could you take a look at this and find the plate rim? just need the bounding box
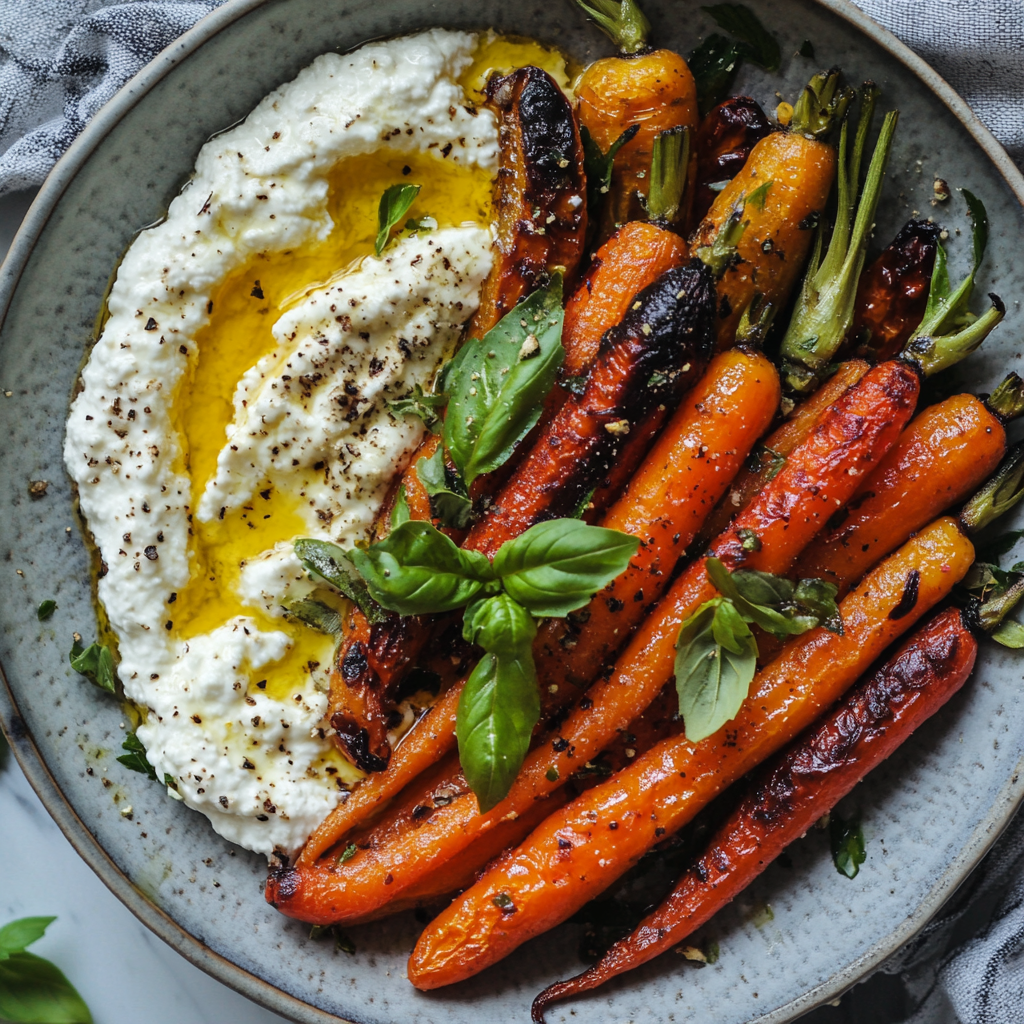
[1,1,1022,1021]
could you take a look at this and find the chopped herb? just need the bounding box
[703,4,781,71]
[375,183,421,256]
[798,39,815,58]
[737,528,761,552]
[545,765,560,782]
[338,843,358,864]
[36,600,57,621]
[562,374,588,396]
[830,812,866,878]
[492,892,515,910]
[116,732,158,782]
[69,638,116,694]
[705,940,721,964]
[386,382,448,434]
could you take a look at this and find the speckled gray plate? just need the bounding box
[1,1,1023,1022]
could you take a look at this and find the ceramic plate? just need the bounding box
[2,1,1023,1021]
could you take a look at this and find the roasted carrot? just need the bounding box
[691,71,849,349]
[795,387,1018,593]
[850,219,939,360]
[464,260,716,555]
[471,66,587,339]
[273,359,918,916]
[694,358,870,549]
[574,0,699,237]
[532,605,978,1016]
[691,96,773,226]
[562,222,688,374]
[408,517,975,987]
[298,347,780,864]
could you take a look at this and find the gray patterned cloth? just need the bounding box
[1,2,1023,1022]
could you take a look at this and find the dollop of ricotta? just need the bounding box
[63,30,497,855]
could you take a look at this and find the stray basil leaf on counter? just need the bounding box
[416,445,474,530]
[0,917,92,1024]
[349,520,497,616]
[830,813,867,878]
[36,600,56,622]
[285,599,342,638]
[991,619,1024,649]
[702,4,781,71]
[443,275,565,486]
[375,183,421,256]
[674,599,758,742]
[495,520,639,618]
[799,39,815,58]
[386,382,447,434]
[69,639,116,693]
[456,649,540,813]
[293,538,386,625]
[117,732,159,782]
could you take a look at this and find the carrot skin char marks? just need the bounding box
[298,345,778,865]
[691,96,773,227]
[325,65,587,771]
[408,517,975,988]
[281,360,917,917]
[692,131,836,349]
[465,260,717,555]
[850,219,939,361]
[532,606,977,1015]
[471,66,587,338]
[576,49,699,238]
[796,393,1006,594]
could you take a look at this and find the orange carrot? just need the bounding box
[272,360,918,915]
[408,517,974,987]
[531,605,977,1015]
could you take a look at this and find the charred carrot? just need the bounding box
[694,358,870,550]
[574,0,699,236]
[562,222,688,374]
[691,70,850,349]
[795,374,1024,594]
[464,261,716,555]
[691,96,773,226]
[471,67,587,338]
[298,347,780,864]
[850,219,939,360]
[273,359,918,916]
[407,517,975,987]
[532,605,979,1016]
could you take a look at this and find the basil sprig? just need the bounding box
[0,917,92,1024]
[442,275,565,487]
[335,517,637,810]
[375,183,421,256]
[674,558,841,742]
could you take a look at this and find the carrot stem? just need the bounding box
[575,0,651,54]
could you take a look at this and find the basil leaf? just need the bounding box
[386,383,447,434]
[416,446,474,529]
[976,529,1024,563]
[0,919,56,959]
[494,519,639,618]
[462,594,537,655]
[793,577,844,635]
[375,183,421,256]
[285,598,341,638]
[36,600,56,622]
[674,598,757,742]
[456,650,540,813]
[688,34,742,114]
[116,732,158,782]
[0,951,93,1024]
[390,485,411,529]
[702,4,781,71]
[349,520,496,616]
[581,123,639,215]
[293,539,386,625]
[69,640,116,694]
[443,276,565,486]
[963,561,1012,599]
[799,39,815,58]
[830,813,866,879]
[991,619,1024,649]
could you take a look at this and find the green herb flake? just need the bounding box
[375,184,421,256]
[705,940,721,964]
[798,39,815,58]
[0,916,93,1023]
[293,538,387,624]
[492,892,515,910]
[750,901,775,928]
[688,34,743,115]
[116,732,159,782]
[338,843,358,864]
[744,179,774,211]
[545,765,560,782]
[386,382,448,434]
[737,528,761,552]
[703,4,782,70]
[991,619,1024,649]
[334,930,356,955]
[69,638,117,694]
[830,813,866,878]
[36,600,57,622]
